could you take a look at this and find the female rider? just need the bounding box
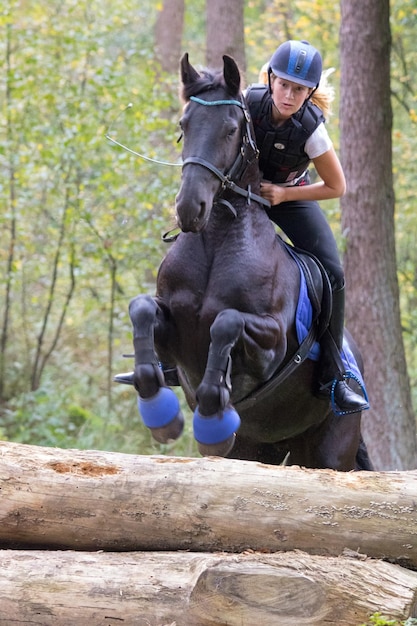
[245,40,369,414]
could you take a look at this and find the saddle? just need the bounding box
[286,243,333,345]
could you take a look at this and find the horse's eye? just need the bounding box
[179,116,189,133]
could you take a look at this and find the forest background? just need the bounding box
[1,0,416,468]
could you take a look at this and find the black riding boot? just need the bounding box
[318,285,369,414]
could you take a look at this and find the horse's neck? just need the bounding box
[239,160,262,198]
[207,198,277,248]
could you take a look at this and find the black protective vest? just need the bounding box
[245,84,325,184]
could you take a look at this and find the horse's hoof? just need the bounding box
[138,388,183,442]
[150,412,185,444]
[193,406,240,457]
[198,433,236,457]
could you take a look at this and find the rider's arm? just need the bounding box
[260,124,346,205]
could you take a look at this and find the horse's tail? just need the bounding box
[355,435,374,471]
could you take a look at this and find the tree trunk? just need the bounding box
[154,0,185,73]
[339,0,417,470]
[0,442,416,569]
[0,549,416,625]
[206,0,246,75]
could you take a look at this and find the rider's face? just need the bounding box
[270,76,312,120]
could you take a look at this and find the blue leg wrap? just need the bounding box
[193,407,241,445]
[138,387,180,429]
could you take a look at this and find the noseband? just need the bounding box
[182,95,270,210]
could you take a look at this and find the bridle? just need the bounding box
[162,93,271,242]
[182,95,270,213]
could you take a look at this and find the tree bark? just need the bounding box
[0,442,416,569]
[340,1,417,470]
[0,549,416,625]
[154,0,185,73]
[206,0,246,75]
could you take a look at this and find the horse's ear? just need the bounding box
[223,55,241,95]
[180,52,200,86]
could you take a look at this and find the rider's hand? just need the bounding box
[260,181,286,206]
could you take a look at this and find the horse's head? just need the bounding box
[175,53,257,233]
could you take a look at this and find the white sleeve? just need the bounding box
[305,123,333,159]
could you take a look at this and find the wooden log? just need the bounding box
[0,441,416,568]
[0,549,416,625]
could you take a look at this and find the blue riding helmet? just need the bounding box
[268,40,322,90]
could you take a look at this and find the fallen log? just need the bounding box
[0,549,416,625]
[0,441,416,568]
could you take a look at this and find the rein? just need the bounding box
[183,95,270,210]
[105,103,183,167]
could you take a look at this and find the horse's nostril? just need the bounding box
[194,202,206,225]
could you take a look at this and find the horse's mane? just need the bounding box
[180,68,236,103]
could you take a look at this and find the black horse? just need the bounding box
[119,53,372,471]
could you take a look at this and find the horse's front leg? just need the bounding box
[194,308,282,457]
[128,294,184,444]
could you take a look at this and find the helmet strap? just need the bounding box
[305,85,318,102]
[267,67,273,94]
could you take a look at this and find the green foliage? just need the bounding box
[244,0,341,83]
[0,7,180,356]
[2,352,198,456]
[0,0,416,453]
[361,613,417,626]
[0,0,185,452]
[391,0,417,412]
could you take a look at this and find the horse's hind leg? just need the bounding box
[288,411,364,471]
[355,435,373,471]
[128,295,184,443]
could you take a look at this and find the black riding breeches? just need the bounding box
[267,199,344,290]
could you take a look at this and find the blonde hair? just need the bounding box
[257,64,335,120]
[310,68,335,119]
[258,62,269,85]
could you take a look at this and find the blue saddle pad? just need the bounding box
[294,261,366,389]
